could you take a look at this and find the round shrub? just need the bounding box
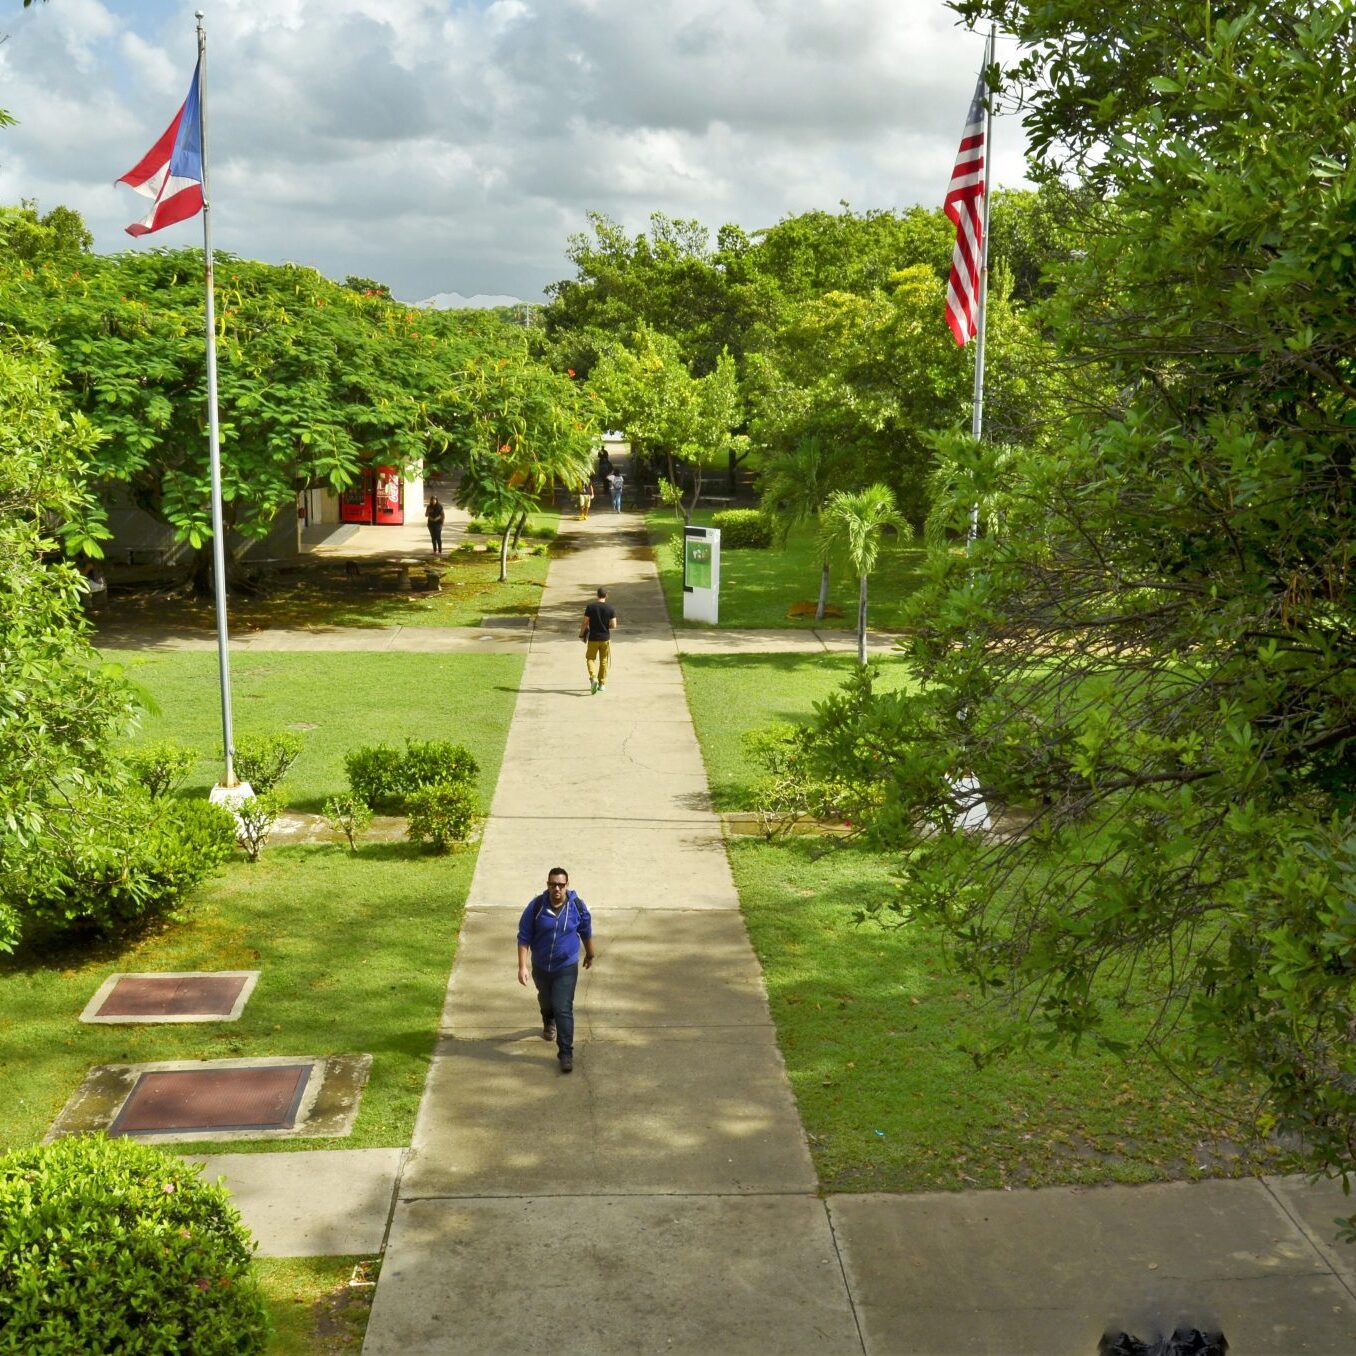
[711,508,772,549]
[230,731,303,794]
[406,781,480,853]
[8,792,237,951]
[0,1134,267,1354]
[123,741,198,800]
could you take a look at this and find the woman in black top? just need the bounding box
[425,496,445,555]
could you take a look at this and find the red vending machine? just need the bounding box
[374,466,404,525]
[340,470,374,524]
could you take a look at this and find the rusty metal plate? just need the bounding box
[96,974,249,1018]
[110,1063,313,1136]
[80,971,260,1024]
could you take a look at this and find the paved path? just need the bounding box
[95,620,893,656]
[359,512,1356,1355]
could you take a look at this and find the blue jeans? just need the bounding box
[612,488,623,512]
[532,963,578,1058]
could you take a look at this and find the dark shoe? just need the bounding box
[560,1055,573,1073]
[542,1022,555,1042]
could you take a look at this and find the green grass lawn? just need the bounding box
[255,1255,376,1353]
[680,653,1285,1192]
[0,842,475,1156]
[0,650,522,1156]
[679,652,915,811]
[98,544,552,634]
[647,509,925,630]
[110,651,524,812]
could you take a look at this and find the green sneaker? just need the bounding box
[590,681,599,694]
[598,684,606,693]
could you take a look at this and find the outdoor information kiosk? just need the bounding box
[682,525,720,624]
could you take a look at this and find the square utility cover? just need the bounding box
[109,1063,313,1136]
[81,971,260,1024]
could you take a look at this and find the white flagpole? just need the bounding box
[968,23,996,541]
[195,10,239,789]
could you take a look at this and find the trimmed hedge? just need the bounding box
[0,1135,267,1354]
[711,508,772,549]
[344,738,480,811]
[406,781,480,853]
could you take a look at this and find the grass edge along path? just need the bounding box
[678,651,1285,1193]
[0,651,524,1155]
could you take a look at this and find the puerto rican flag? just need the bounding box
[117,62,204,237]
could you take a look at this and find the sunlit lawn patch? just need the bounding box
[680,652,1283,1191]
[110,651,523,812]
[647,509,925,630]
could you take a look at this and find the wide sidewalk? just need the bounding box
[359,512,1356,1356]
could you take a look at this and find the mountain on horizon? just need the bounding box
[410,290,525,311]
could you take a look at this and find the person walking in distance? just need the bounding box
[517,867,595,1073]
[609,469,625,513]
[580,586,617,694]
[424,496,445,556]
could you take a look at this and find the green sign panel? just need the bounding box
[685,538,712,590]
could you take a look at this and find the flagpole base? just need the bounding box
[210,780,255,830]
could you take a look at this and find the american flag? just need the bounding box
[944,63,989,347]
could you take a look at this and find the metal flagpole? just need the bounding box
[195,10,239,788]
[968,23,997,542]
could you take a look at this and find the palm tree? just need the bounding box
[759,436,838,621]
[818,483,906,665]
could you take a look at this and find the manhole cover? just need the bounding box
[110,1063,313,1136]
[478,616,534,629]
[81,972,259,1023]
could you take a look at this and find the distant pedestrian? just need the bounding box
[597,447,613,480]
[517,866,595,1073]
[576,480,595,520]
[425,496,445,556]
[579,586,618,694]
[608,470,625,513]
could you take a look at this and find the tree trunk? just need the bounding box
[857,574,868,667]
[684,464,703,526]
[498,523,512,582]
[815,561,830,623]
[511,509,528,549]
[192,544,214,599]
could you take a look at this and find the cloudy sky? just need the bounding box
[0,0,1028,305]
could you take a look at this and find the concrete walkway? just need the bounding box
[95,620,891,656]
[360,511,1356,1355]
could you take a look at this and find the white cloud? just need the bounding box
[0,0,1030,302]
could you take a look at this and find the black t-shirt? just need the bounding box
[584,600,616,640]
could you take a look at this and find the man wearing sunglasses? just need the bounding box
[516,867,595,1073]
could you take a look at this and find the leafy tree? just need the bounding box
[758,435,845,621]
[747,265,1045,528]
[0,247,482,591]
[819,0,1356,1188]
[590,326,745,524]
[818,484,905,665]
[455,346,596,579]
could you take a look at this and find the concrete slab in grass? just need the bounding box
[365,1195,861,1356]
[186,1148,402,1257]
[441,908,773,1036]
[401,1032,814,1198]
[829,1180,1356,1356]
[80,971,260,1024]
[46,1054,371,1145]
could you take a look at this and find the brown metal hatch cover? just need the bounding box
[109,1063,313,1136]
[96,974,249,1019]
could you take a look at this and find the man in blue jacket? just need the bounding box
[517,866,595,1073]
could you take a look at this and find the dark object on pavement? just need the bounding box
[1100,1330,1227,1356]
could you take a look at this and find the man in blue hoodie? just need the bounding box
[517,866,595,1073]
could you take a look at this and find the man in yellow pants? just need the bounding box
[580,586,618,694]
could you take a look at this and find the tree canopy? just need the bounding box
[813,0,1356,1185]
